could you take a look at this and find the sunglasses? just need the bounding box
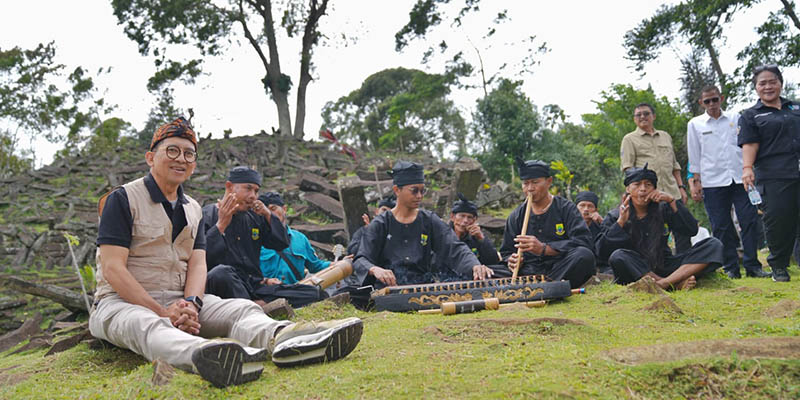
[702,97,720,105]
[405,186,427,196]
[634,111,652,118]
[753,64,779,75]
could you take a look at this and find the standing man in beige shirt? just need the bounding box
[620,102,691,253]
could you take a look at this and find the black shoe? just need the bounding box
[726,270,741,279]
[772,268,790,282]
[745,269,771,278]
[270,317,363,368]
[192,341,268,388]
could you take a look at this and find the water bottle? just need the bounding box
[747,186,762,205]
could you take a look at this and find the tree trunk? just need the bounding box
[294,0,328,140]
[699,23,729,100]
[240,0,292,136]
[780,0,800,31]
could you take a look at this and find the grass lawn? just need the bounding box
[1,268,799,399]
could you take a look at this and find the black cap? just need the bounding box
[624,163,658,188]
[451,192,478,216]
[516,157,551,180]
[228,166,262,186]
[377,196,396,209]
[388,161,424,186]
[574,191,599,207]
[258,192,284,206]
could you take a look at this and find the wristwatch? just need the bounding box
[185,296,203,312]
[678,184,687,190]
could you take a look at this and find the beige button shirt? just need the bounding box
[620,128,682,199]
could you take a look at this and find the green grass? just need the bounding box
[1,268,799,399]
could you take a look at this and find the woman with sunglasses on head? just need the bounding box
[738,64,800,282]
[352,161,494,289]
[686,85,770,280]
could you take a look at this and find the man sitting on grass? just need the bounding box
[89,118,362,388]
[595,164,724,289]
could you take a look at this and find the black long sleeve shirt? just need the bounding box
[499,195,593,268]
[203,205,290,278]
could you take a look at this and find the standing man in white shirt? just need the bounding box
[687,85,770,279]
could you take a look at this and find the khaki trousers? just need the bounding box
[88,291,290,372]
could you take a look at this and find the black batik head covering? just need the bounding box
[377,196,396,209]
[574,191,599,207]
[227,166,262,186]
[451,192,478,216]
[258,191,284,206]
[516,157,551,180]
[150,117,198,150]
[623,163,658,188]
[388,161,424,186]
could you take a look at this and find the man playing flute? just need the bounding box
[500,159,596,288]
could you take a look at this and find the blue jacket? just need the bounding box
[260,226,330,284]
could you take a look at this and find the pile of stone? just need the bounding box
[0,131,521,333]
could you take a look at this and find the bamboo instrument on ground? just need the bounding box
[511,193,534,280]
[298,244,352,289]
[417,297,547,315]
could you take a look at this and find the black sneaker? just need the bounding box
[772,268,791,282]
[192,341,268,388]
[745,268,771,278]
[270,317,363,368]
[726,270,741,279]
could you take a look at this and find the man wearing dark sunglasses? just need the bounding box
[621,102,692,254]
[353,161,494,288]
[687,85,769,279]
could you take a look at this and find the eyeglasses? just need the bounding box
[753,64,779,75]
[702,97,720,105]
[634,111,652,118]
[405,186,427,196]
[163,145,197,162]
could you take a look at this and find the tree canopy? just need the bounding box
[0,42,108,176]
[112,0,331,139]
[321,67,466,157]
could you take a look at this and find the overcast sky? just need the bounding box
[0,1,779,165]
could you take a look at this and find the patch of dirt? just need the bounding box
[764,299,800,318]
[627,276,665,295]
[626,359,800,399]
[603,337,800,365]
[425,317,587,343]
[730,286,763,294]
[0,364,29,387]
[641,296,682,314]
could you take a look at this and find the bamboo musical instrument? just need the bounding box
[417,298,547,315]
[298,244,352,289]
[511,193,534,280]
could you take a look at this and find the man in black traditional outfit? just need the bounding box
[203,167,326,310]
[353,161,494,288]
[595,164,724,289]
[574,190,611,274]
[500,159,595,288]
[448,193,506,273]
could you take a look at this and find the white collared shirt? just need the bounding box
[687,110,742,188]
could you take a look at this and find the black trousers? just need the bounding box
[518,246,596,289]
[206,264,326,308]
[609,237,724,285]
[703,182,763,273]
[759,179,800,271]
